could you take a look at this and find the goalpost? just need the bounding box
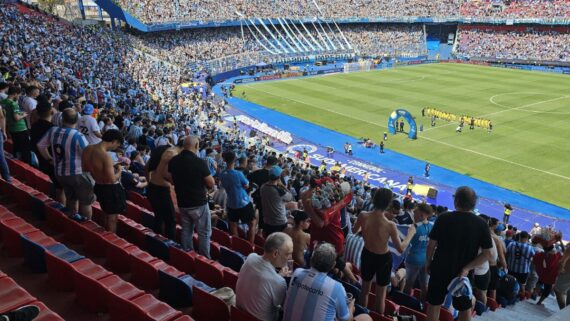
[343,60,373,73]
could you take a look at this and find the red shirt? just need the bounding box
[309,193,352,255]
[533,252,562,284]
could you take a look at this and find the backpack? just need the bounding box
[498,274,519,301]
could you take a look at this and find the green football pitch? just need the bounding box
[236,63,570,209]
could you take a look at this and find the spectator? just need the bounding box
[82,129,126,232]
[30,98,64,202]
[78,104,102,145]
[37,109,94,220]
[506,231,536,295]
[404,203,434,301]
[236,232,293,321]
[146,146,179,240]
[358,188,416,314]
[533,244,562,305]
[425,186,493,321]
[554,246,570,309]
[220,150,257,244]
[282,242,372,321]
[284,210,311,267]
[2,86,32,164]
[0,89,12,182]
[261,165,294,237]
[168,136,214,257]
[20,85,39,128]
[249,156,278,232]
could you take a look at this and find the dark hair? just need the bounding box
[62,109,78,125]
[489,217,499,227]
[102,129,123,143]
[454,186,477,211]
[373,188,393,211]
[0,83,8,90]
[222,150,236,164]
[519,231,530,240]
[391,199,401,211]
[7,85,21,96]
[26,85,39,95]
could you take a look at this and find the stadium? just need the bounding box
[0,0,569,321]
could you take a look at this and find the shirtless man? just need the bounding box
[359,188,416,314]
[82,129,125,232]
[284,210,311,267]
[145,145,180,240]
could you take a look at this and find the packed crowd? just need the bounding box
[131,24,426,68]
[2,3,570,321]
[114,0,462,24]
[456,27,570,62]
[461,0,570,19]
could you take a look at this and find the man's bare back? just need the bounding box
[149,147,179,187]
[82,144,117,184]
[285,226,310,266]
[362,210,396,255]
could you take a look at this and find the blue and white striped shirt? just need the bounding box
[282,268,350,321]
[506,241,535,274]
[37,127,88,176]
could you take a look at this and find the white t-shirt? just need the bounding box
[78,114,102,145]
[236,253,287,321]
[20,95,37,128]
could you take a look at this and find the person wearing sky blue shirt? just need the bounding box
[282,243,372,321]
[404,203,434,302]
[220,150,257,244]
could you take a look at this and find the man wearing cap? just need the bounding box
[82,129,126,232]
[77,103,102,145]
[220,150,257,244]
[260,165,294,237]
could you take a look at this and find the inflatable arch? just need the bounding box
[388,109,417,140]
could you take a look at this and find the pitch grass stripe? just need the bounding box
[242,84,570,182]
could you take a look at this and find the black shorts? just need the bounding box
[473,270,491,291]
[427,271,473,311]
[488,266,500,291]
[94,183,126,215]
[227,202,256,223]
[263,223,287,237]
[509,271,529,285]
[360,247,392,286]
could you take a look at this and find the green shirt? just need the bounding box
[1,98,27,133]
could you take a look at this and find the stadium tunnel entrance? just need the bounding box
[388,109,417,139]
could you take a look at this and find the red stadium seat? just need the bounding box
[194,255,225,288]
[230,305,261,321]
[168,246,197,275]
[0,277,37,313]
[45,252,111,291]
[223,268,239,291]
[212,227,232,247]
[33,302,65,321]
[230,237,254,256]
[75,272,144,313]
[369,311,393,321]
[192,286,230,321]
[0,217,38,257]
[129,249,184,290]
[81,227,117,258]
[486,297,500,311]
[105,241,140,273]
[108,293,182,321]
[439,307,455,321]
[127,190,152,212]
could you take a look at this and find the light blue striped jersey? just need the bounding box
[282,268,350,321]
[37,126,88,176]
[506,241,535,274]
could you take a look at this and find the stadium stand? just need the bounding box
[0,1,569,321]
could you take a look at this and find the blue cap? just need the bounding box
[83,103,94,115]
[268,166,282,180]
